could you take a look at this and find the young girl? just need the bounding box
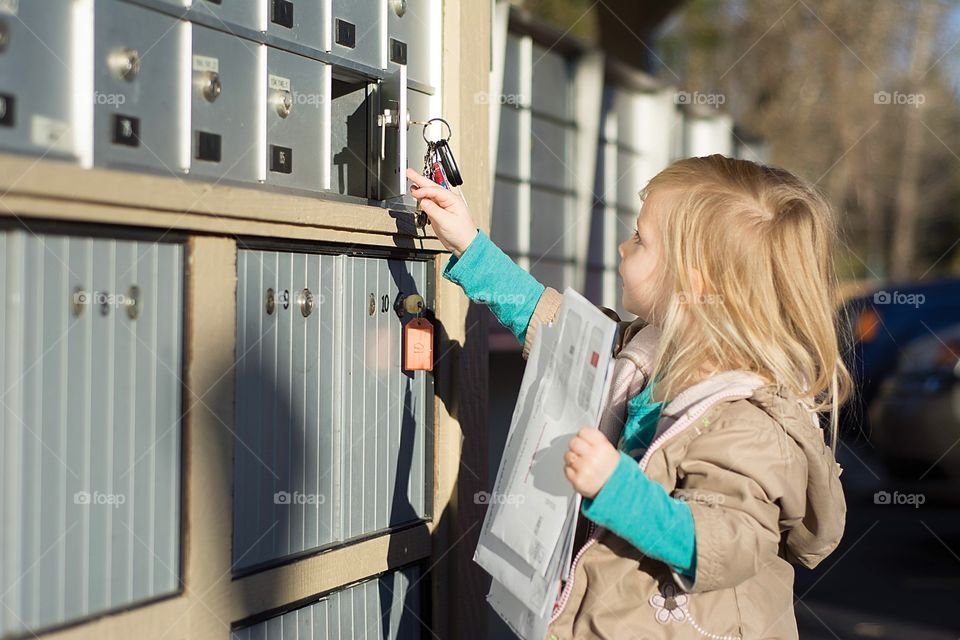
[407,155,850,639]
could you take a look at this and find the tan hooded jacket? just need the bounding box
[518,288,847,639]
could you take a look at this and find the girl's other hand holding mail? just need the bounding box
[564,428,620,499]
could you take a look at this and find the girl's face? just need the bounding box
[618,188,672,324]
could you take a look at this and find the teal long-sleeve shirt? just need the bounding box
[442,229,696,579]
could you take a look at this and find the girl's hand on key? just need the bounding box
[406,167,478,257]
[564,428,621,499]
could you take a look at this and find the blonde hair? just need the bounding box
[640,154,853,454]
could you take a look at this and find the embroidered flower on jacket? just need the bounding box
[649,581,689,624]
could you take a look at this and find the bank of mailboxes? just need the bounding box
[233,248,434,571]
[0,0,77,160]
[0,228,184,637]
[0,0,439,205]
[232,565,422,640]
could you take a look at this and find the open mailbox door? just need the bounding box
[375,65,409,207]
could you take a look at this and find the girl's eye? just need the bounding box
[633,229,642,244]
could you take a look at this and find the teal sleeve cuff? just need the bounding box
[581,450,697,578]
[442,229,546,346]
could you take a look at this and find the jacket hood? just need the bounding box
[746,384,846,568]
[612,316,846,569]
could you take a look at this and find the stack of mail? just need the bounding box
[474,288,618,639]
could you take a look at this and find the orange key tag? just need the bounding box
[403,317,434,371]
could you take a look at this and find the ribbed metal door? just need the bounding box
[0,229,184,636]
[234,249,433,571]
[231,565,422,640]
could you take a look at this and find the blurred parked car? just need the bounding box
[839,277,960,439]
[869,323,960,484]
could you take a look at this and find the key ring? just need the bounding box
[422,117,452,144]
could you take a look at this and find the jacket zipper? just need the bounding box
[549,388,755,623]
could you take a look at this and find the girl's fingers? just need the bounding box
[416,196,444,220]
[568,436,590,456]
[577,427,606,444]
[406,167,440,190]
[411,184,460,209]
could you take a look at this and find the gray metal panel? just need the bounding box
[495,106,522,180]
[265,47,331,191]
[235,565,421,640]
[501,33,525,107]
[93,0,187,173]
[266,0,328,52]
[0,0,77,159]
[234,250,339,569]
[529,186,569,259]
[531,44,572,121]
[490,178,520,255]
[190,25,263,183]
[235,248,432,569]
[0,229,183,637]
[385,0,434,88]
[330,0,382,70]
[530,116,571,192]
[191,0,265,34]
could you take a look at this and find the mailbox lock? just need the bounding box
[395,293,424,317]
[0,19,9,53]
[200,71,222,103]
[108,47,141,82]
[265,288,276,315]
[271,89,293,119]
[298,288,314,317]
[72,287,86,318]
[125,285,140,320]
[391,0,408,17]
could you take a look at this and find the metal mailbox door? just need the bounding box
[93,0,187,174]
[385,0,438,89]
[190,24,262,184]
[329,0,382,70]
[266,0,328,52]
[264,46,330,192]
[0,0,76,159]
[234,249,339,570]
[0,229,183,637]
[190,0,265,35]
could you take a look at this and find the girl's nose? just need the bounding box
[618,241,626,260]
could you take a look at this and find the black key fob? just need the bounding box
[434,139,463,187]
